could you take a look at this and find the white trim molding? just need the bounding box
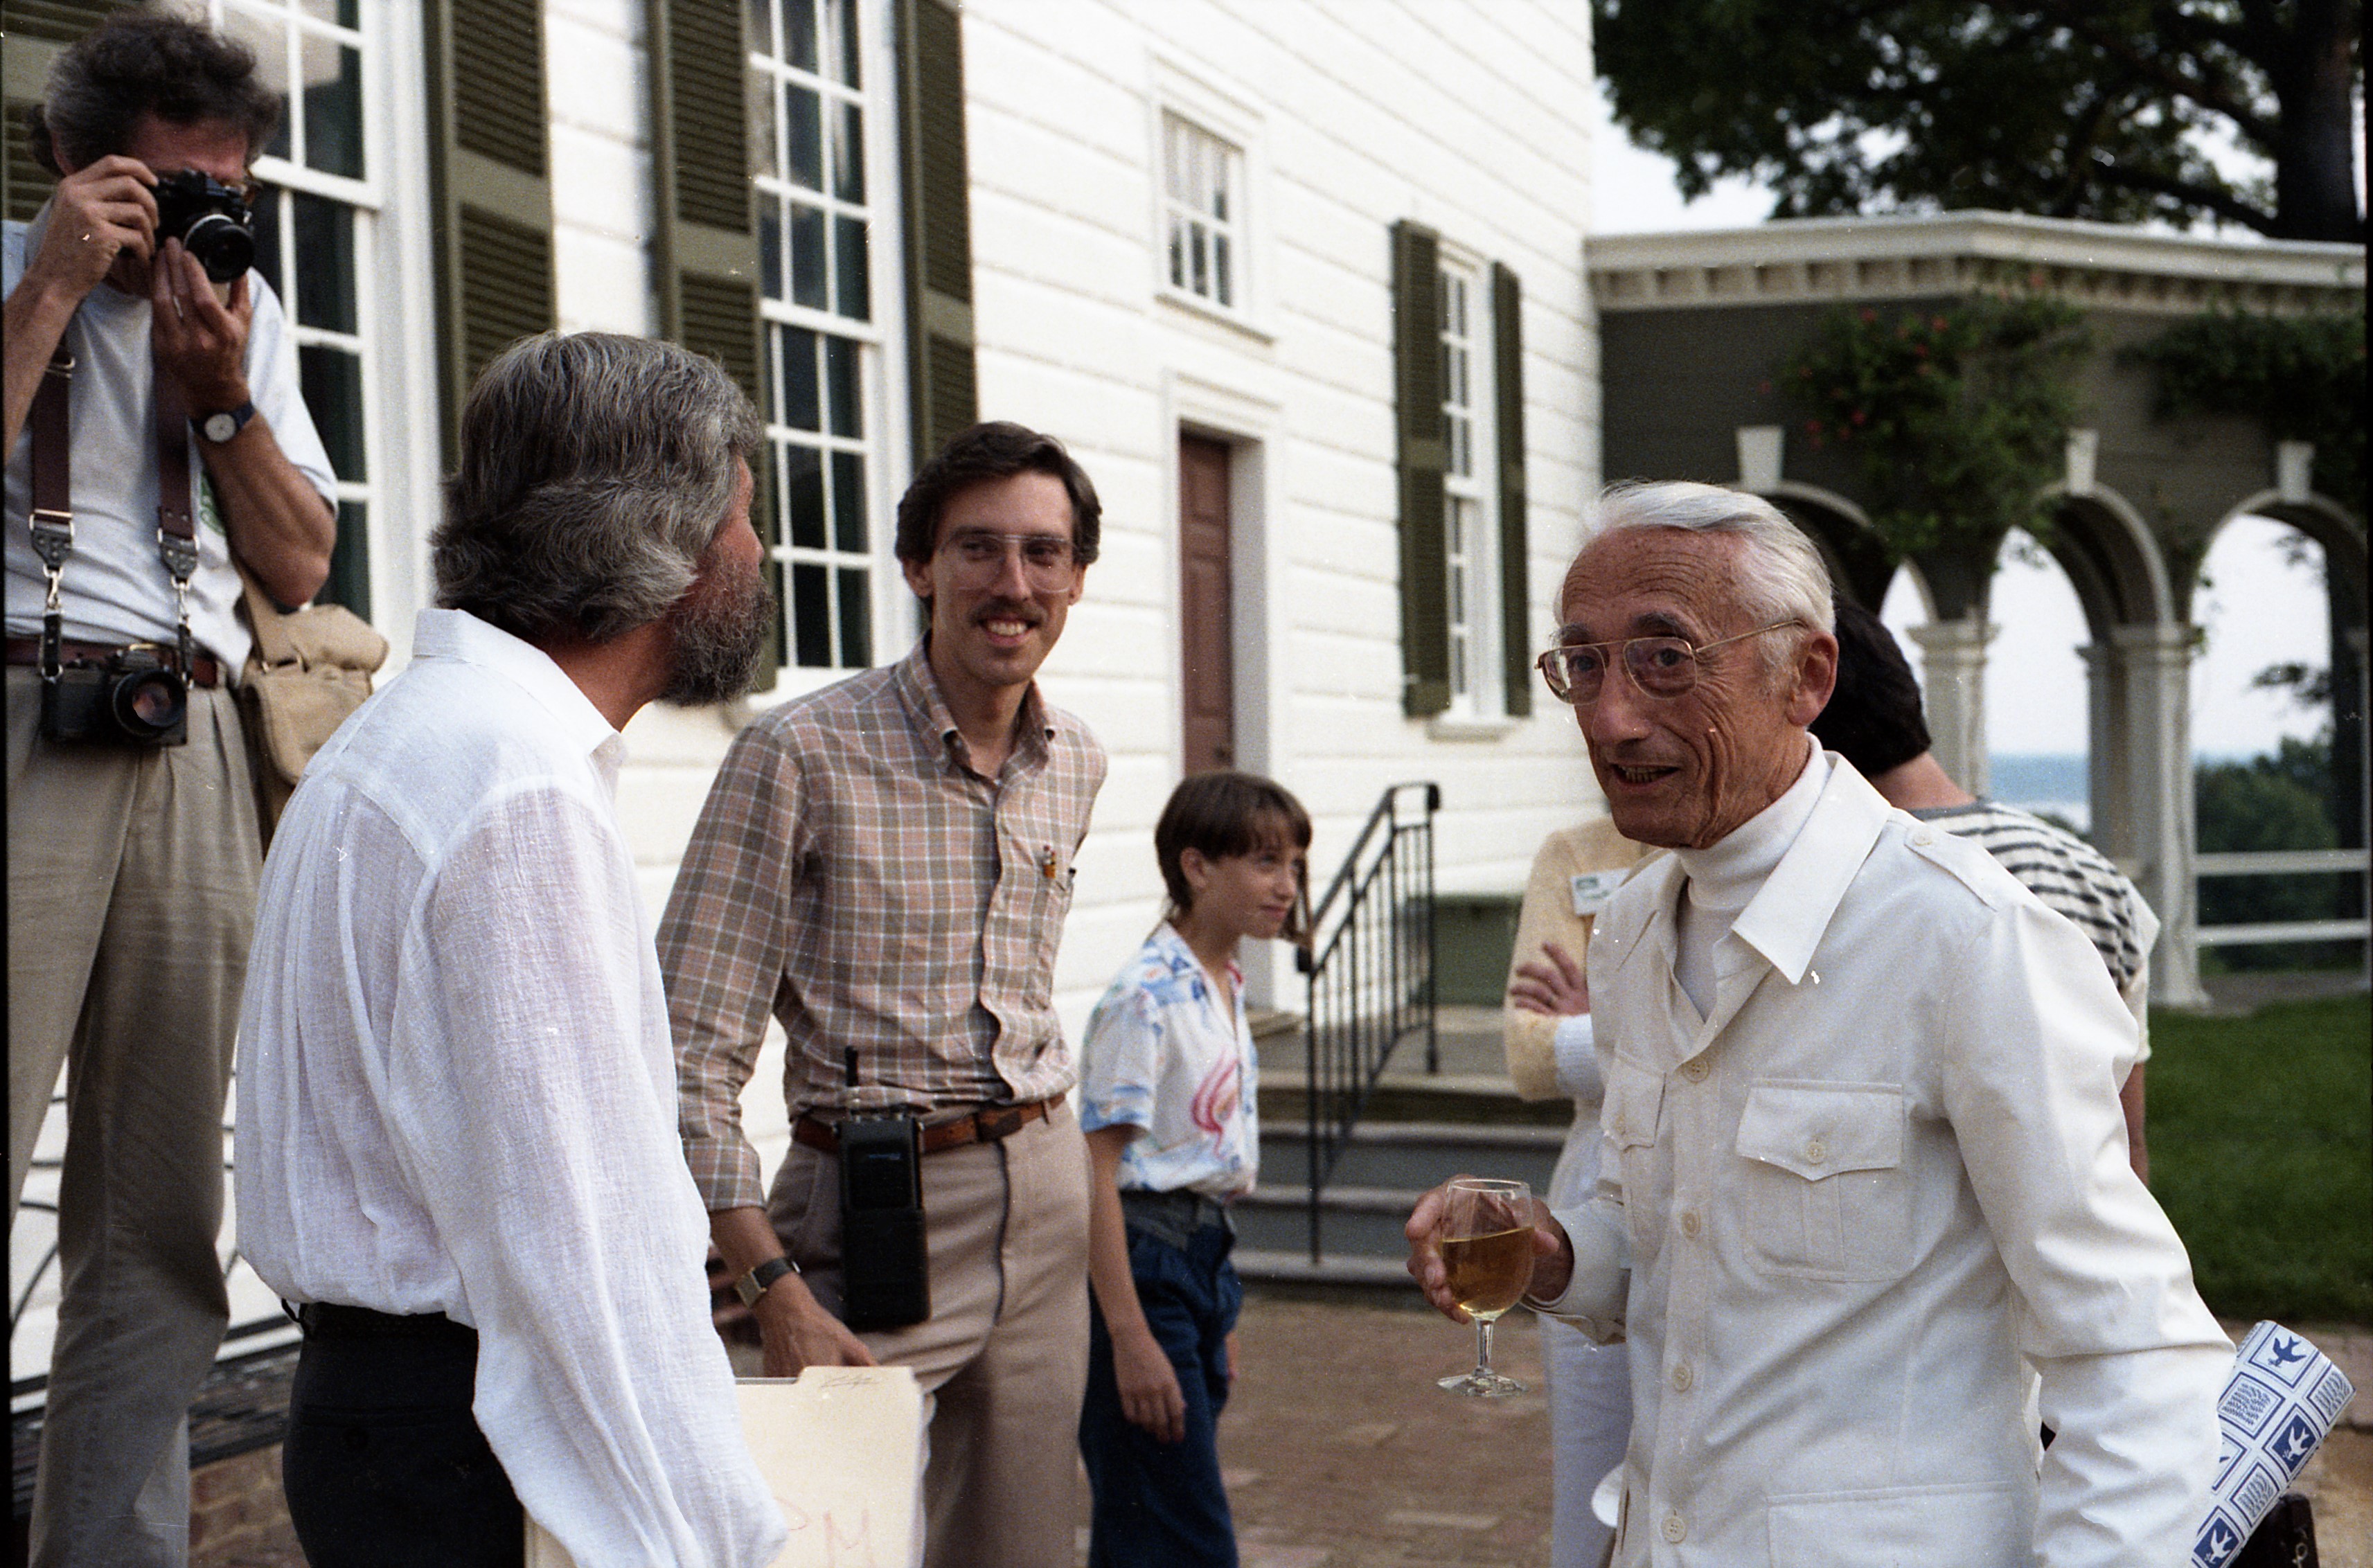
[1589,211,2365,318]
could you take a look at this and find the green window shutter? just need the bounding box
[1492,261,1531,718]
[1393,219,1448,719]
[646,0,774,685]
[3,2,137,224]
[896,0,977,468]
[425,0,556,465]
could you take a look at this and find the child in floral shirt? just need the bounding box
[1076,772,1310,1567]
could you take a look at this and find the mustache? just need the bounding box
[972,600,1043,625]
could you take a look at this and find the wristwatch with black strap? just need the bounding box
[196,400,256,445]
[734,1254,798,1308]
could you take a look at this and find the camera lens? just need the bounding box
[113,668,188,739]
[181,213,255,283]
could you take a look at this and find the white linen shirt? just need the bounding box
[1542,755,2227,1568]
[236,608,783,1568]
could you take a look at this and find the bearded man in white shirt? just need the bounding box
[1407,481,2228,1567]
[236,333,789,1567]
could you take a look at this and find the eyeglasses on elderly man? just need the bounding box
[1534,622,1802,704]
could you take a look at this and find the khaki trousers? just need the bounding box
[772,1098,1092,1568]
[7,667,258,1568]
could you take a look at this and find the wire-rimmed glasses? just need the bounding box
[1536,621,1801,704]
[936,529,1078,592]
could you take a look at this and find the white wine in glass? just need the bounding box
[1436,1177,1533,1397]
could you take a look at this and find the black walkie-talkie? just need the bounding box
[836,1049,930,1330]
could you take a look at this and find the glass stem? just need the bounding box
[1475,1316,1494,1375]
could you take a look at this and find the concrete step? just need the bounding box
[1233,1183,1434,1260]
[1259,1120,1565,1192]
[1231,1247,1421,1293]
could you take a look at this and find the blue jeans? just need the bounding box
[1078,1209,1243,1567]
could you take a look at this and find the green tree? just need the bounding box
[2196,733,2352,970]
[1595,0,2365,242]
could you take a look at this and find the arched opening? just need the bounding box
[2189,507,2366,978]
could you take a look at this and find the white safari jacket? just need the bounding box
[1543,759,2226,1568]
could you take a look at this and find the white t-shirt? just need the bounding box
[4,205,339,671]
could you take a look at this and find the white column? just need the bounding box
[2081,641,2133,861]
[2113,624,2209,1008]
[1908,618,1995,798]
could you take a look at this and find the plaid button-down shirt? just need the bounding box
[661,640,1108,1211]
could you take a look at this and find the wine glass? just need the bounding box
[1434,1177,1534,1398]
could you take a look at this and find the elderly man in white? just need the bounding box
[1407,481,2228,1567]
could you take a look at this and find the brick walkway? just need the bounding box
[186,1294,2370,1567]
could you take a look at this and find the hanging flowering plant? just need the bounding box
[1781,294,2090,560]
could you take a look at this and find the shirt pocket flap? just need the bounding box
[1603,1059,1666,1149]
[1735,1082,1903,1182]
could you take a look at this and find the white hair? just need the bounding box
[1577,481,1835,670]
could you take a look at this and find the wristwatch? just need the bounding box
[197,401,256,444]
[734,1255,798,1308]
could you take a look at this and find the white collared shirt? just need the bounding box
[1543,755,2227,1568]
[237,608,783,1568]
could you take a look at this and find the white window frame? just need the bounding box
[750,0,911,700]
[1147,53,1272,341]
[1437,249,1500,720]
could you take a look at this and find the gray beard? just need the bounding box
[659,563,776,707]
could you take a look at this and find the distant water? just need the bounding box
[1987,752,2090,833]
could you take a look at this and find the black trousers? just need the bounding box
[280,1305,524,1568]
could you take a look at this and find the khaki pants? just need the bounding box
[7,666,258,1568]
[772,1099,1092,1568]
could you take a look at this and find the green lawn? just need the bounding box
[2148,992,2372,1325]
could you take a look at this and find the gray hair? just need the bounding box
[1577,481,1835,671]
[433,332,763,644]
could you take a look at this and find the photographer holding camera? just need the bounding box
[3,15,336,1566]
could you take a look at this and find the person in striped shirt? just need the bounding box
[1812,596,2157,1179]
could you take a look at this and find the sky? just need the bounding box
[1588,96,2340,765]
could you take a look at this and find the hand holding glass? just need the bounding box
[1435,1177,1534,1397]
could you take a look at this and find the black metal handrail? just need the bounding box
[1294,781,1439,1261]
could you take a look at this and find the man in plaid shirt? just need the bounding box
[659,421,1108,1568]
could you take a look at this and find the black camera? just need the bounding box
[152,170,255,284]
[39,645,188,748]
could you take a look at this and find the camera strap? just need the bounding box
[28,345,73,680]
[150,350,199,679]
[22,332,202,680]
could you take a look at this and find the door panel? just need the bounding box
[1179,435,1234,774]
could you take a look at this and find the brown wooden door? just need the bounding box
[1179,435,1234,774]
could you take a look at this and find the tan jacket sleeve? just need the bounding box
[1503,817,1642,1101]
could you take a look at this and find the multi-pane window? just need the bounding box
[752,0,881,672]
[1163,114,1241,310]
[1439,260,1494,711]
[213,0,376,616]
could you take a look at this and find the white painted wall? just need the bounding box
[959,0,1603,1024]
[553,0,1607,1033]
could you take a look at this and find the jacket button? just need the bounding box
[1805,1137,1829,1164]
[1680,1209,1702,1240]
[1662,1512,1687,1542]
[1670,1362,1694,1391]
[1680,1058,1709,1083]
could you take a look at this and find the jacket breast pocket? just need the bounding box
[1602,1059,1667,1253]
[1734,1080,1912,1281]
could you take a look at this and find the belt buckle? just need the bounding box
[975,1104,1024,1143]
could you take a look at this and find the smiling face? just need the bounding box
[901,469,1085,709]
[1556,527,1836,850]
[1181,837,1304,945]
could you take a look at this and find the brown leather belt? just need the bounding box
[793,1099,1055,1157]
[6,636,222,688]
